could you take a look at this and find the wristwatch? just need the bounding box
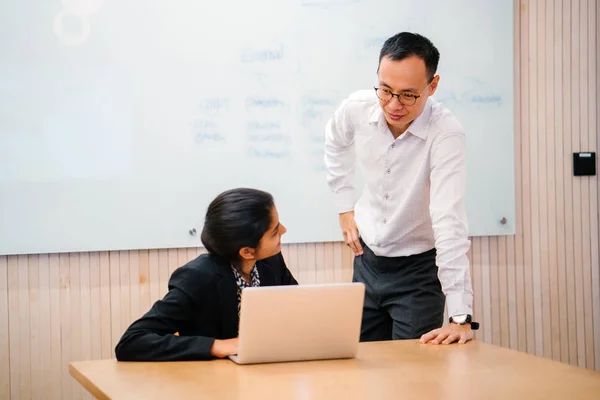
[449,314,480,330]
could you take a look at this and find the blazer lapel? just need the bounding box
[256,261,274,286]
[215,262,239,338]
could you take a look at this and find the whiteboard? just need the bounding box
[0,0,515,255]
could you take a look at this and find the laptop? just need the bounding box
[228,282,365,365]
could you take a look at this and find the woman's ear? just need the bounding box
[238,247,256,261]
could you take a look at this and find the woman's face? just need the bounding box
[254,205,287,260]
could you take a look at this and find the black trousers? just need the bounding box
[352,239,445,341]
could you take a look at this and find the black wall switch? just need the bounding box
[573,152,596,176]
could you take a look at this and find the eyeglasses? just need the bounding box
[373,83,431,106]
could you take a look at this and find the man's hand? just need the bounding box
[210,338,239,358]
[419,323,474,345]
[339,211,363,256]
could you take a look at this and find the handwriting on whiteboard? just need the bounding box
[247,148,291,159]
[241,44,284,63]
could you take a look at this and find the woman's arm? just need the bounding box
[114,285,216,361]
[114,262,237,361]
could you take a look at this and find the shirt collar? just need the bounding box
[369,98,433,141]
[406,98,433,140]
[231,264,259,288]
[369,104,382,124]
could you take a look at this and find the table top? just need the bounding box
[70,340,600,400]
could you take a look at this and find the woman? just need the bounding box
[115,188,298,361]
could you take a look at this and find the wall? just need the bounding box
[0,0,598,398]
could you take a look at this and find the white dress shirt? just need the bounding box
[324,89,473,318]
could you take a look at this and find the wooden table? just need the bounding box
[70,340,600,399]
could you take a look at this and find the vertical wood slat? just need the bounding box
[315,243,326,284]
[48,254,61,399]
[471,239,483,341]
[324,242,335,283]
[306,243,317,285]
[333,240,343,283]
[530,0,544,358]
[79,253,92,375]
[341,245,354,283]
[158,250,169,299]
[506,231,518,350]
[167,249,178,278]
[59,254,71,400]
[118,251,131,352]
[518,0,532,356]
[561,0,579,367]
[7,257,19,399]
[571,0,587,369]
[69,253,82,399]
[544,0,561,362]
[553,0,569,365]
[148,250,160,306]
[512,4,527,346]
[108,251,121,357]
[99,252,112,360]
[297,243,308,284]
[579,0,595,371]
[89,253,102,362]
[79,252,93,399]
[577,0,590,370]
[28,255,40,400]
[38,254,52,395]
[537,0,552,360]
[592,0,600,373]
[138,250,151,322]
[480,237,492,344]
[287,244,299,281]
[129,251,141,324]
[17,256,31,400]
[0,256,10,399]
[498,237,509,347]
[489,238,501,346]
[521,0,536,357]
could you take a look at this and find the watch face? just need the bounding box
[452,315,467,324]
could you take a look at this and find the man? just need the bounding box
[324,32,478,345]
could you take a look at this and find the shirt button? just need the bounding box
[391,143,395,148]
[386,168,391,174]
[383,218,387,224]
[384,194,389,200]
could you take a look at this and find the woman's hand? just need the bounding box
[210,338,239,358]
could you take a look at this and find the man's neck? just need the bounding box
[389,123,409,139]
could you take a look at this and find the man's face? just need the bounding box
[376,55,439,135]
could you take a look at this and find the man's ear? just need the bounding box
[238,247,256,261]
[429,75,440,95]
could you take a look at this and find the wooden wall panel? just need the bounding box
[0,0,598,398]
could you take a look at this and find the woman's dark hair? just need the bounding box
[378,32,440,82]
[200,188,275,263]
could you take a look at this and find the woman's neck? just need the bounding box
[237,259,256,282]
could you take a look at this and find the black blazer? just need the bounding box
[114,252,298,361]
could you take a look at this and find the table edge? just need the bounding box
[69,362,112,400]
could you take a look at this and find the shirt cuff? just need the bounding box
[332,190,356,214]
[446,292,473,318]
